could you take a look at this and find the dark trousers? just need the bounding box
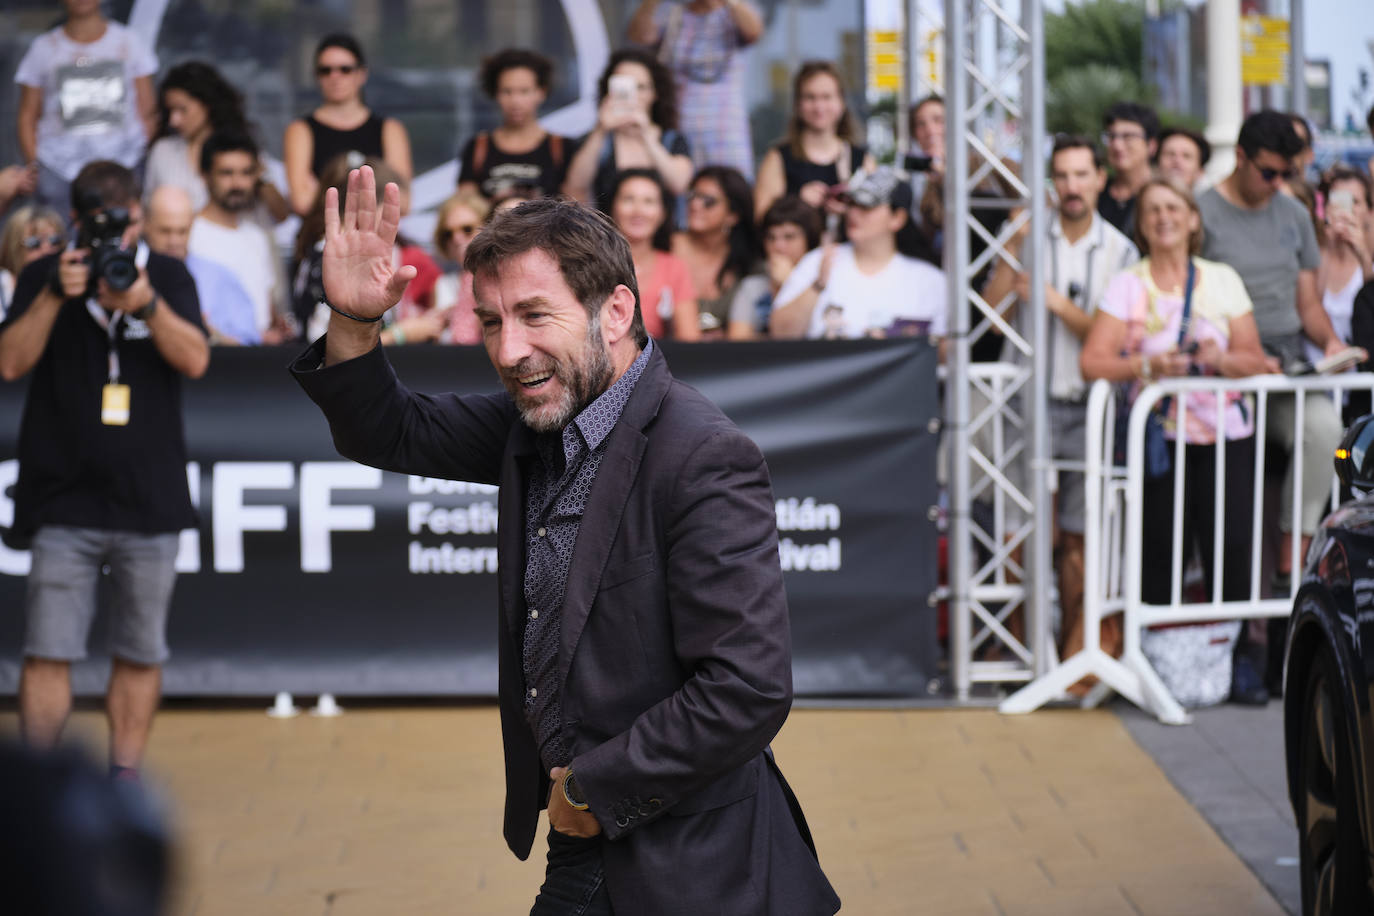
[529,829,614,916]
[1140,436,1256,606]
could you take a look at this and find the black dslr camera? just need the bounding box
[74,191,138,293]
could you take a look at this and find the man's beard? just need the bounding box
[503,314,615,434]
[217,189,254,212]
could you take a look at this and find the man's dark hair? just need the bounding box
[69,161,140,212]
[315,32,366,68]
[1236,109,1304,160]
[480,48,554,98]
[1102,101,1161,141]
[597,48,678,131]
[1154,126,1212,167]
[200,131,260,176]
[1051,133,1105,171]
[761,195,823,251]
[604,168,674,253]
[465,199,648,348]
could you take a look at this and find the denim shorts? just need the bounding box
[24,525,180,665]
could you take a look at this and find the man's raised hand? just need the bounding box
[321,166,416,320]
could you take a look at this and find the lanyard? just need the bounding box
[85,301,123,383]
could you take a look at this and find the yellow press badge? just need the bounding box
[101,383,130,426]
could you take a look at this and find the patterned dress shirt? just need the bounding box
[522,339,653,771]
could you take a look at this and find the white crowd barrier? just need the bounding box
[1001,372,1374,723]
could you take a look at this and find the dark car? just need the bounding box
[1284,415,1374,914]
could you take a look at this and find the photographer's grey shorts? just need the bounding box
[24,525,179,665]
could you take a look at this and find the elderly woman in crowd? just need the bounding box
[671,165,757,337]
[607,168,700,341]
[752,61,873,221]
[0,205,64,318]
[562,48,694,210]
[283,33,413,216]
[1080,177,1270,608]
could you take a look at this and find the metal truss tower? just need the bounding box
[942,0,1051,701]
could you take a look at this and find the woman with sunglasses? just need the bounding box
[283,33,413,216]
[145,61,289,223]
[0,205,65,319]
[608,168,700,341]
[432,190,490,345]
[753,61,874,222]
[562,48,694,211]
[671,166,757,338]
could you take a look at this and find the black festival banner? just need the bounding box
[0,340,940,699]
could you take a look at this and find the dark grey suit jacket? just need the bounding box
[292,341,839,915]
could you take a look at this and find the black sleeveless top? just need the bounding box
[776,141,867,195]
[305,113,385,178]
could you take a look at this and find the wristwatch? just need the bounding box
[562,771,589,810]
[132,296,158,322]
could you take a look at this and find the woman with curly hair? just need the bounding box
[562,47,694,210]
[457,49,571,205]
[144,61,289,221]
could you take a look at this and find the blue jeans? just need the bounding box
[529,828,614,916]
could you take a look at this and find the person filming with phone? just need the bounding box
[562,48,694,211]
[0,160,208,781]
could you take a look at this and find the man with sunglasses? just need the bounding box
[1198,109,1353,705]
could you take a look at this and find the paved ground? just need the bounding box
[1,703,1286,915]
[1117,698,1299,915]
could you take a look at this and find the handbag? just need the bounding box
[1114,259,1195,478]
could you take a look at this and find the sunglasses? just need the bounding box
[316,64,358,77]
[1256,164,1298,182]
[687,191,721,208]
[22,233,63,249]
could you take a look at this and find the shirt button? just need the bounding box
[530,609,539,619]
[529,688,538,698]
[537,527,547,537]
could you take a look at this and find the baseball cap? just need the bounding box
[839,167,914,210]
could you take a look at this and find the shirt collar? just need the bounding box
[572,338,652,451]
[1049,212,1105,248]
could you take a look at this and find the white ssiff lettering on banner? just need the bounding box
[775,497,842,572]
[0,464,843,577]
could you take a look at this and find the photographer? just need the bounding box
[0,160,207,780]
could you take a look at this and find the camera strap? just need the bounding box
[85,303,124,383]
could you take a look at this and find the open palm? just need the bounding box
[321,166,416,320]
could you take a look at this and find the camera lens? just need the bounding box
[100,251,139,292]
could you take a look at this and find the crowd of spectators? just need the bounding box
[6,1,1374,708]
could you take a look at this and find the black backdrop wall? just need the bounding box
[0,341,940,699]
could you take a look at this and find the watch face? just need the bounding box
[564,773,587,806]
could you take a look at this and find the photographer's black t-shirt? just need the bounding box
[2,251,206,540]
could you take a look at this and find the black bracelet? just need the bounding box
[323,299,384,323]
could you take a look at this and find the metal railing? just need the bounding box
[1001,373,1374,723]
